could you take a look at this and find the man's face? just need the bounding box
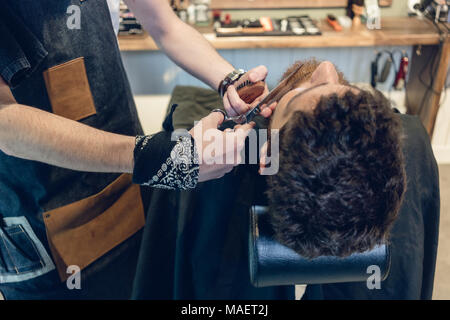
[270,59,353,129]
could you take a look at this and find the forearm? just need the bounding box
[155,21,234,90]
[125,0,234,90]
[0,103,134,173]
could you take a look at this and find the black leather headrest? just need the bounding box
[249,206,390,287]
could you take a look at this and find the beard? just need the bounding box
[280,58,349,89]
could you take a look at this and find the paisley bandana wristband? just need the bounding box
[132,132,199,190]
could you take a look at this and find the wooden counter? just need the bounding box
[118,17,442,51]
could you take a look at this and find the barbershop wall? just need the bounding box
[120,46,412,95]
[120,0,410,94]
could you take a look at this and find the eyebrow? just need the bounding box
[282,82,328,117]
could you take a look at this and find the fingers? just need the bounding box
[233,122,255,149]
[222,93,234,116]
[259,141,268,166]
[202,111,225,129]
[196,121,257,182]
[259,108,272,118]
[236,65,268,86]
[268,101,277,111]
[263,82,270,95]
[248,65,268,83]
[225,85,249,116]
[223,65,269,117]
[259,101,278,118]
[233,121,255,132]
[234,122,255,165]
[259,141,269,175]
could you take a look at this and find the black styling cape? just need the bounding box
[131,86,439,300]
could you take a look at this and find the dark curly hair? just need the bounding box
[266,89,406,259]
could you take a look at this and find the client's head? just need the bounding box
[266,59,406,259]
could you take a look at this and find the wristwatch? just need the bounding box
[218,69,246,98]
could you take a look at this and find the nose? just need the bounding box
[310,61,339,85]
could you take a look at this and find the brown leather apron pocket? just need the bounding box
[43,57,97,121]
[43,174,145,282]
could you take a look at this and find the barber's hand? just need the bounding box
[189,112,255,182]
[223,65,275,117]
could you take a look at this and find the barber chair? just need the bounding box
[249,206,390,287]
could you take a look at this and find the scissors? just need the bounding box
[212,63,304,126]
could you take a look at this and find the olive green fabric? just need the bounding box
[167,86,224,130]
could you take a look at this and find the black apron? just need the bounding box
[0,0,146,299]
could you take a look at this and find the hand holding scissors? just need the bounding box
[212,63,304,128]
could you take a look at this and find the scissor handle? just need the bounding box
[211,109,246,123]
[210,109,247,131]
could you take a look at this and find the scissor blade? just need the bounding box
[244,63,303,122]
[263,63,304,104]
